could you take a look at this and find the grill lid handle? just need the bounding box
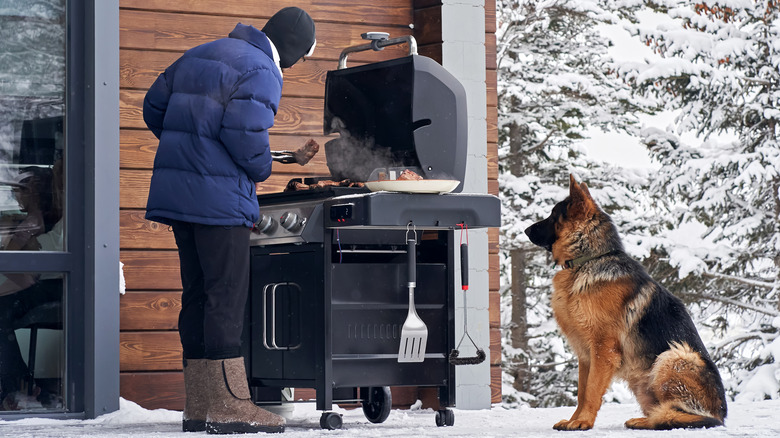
[337,33,418,69]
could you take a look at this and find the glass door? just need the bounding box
[0,0,67,413]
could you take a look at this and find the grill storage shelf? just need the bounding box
[245,228,457,427]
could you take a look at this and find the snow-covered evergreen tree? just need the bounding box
[497,0,654,407]
[618,0,780,399]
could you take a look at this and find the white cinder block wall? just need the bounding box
[441,0,491,409]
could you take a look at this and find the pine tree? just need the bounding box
[619,0,780,399]
[497,0,653,406]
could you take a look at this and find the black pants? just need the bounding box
[172,221,251,360]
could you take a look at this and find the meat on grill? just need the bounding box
[397,169,423,181]
[293,138,320,165]
[284,178,365,192]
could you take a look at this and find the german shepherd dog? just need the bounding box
[524,175,727,431]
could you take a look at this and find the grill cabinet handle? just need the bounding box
[261,283,274,350]
[262,282,302,351]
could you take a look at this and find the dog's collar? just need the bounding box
[563,250,622,270]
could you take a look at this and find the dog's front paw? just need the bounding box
[625,417,653,429]
[553,419,594,431]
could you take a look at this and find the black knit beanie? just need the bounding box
[262,7,316,69]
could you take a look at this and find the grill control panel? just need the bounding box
[329,203,354,222]
[250,202,321,246]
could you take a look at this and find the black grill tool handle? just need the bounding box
[449,237,486,366]
[460,243,468,290]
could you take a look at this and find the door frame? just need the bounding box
[0,0,120,420]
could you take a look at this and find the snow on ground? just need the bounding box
[2,398,780,437]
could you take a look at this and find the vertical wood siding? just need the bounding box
[119,0,499,410]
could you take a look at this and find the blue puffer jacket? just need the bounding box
[143,23,282,227]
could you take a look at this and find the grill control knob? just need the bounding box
[255,214,277,234]
[280,212,304,231]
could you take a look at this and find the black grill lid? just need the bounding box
[323,55,467,192]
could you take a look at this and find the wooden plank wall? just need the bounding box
[486,0,501,406]
[119,0,500,409]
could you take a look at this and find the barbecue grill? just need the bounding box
[243,34,500,430]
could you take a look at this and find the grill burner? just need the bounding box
[260,183,367,206]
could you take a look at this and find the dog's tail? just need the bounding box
[625,402,724,430]
[626,342,726,430]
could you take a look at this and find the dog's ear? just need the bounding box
[568,174,586,201]
[568,174,597,213]
[579,182,593,200]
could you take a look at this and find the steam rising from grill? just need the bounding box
[325,117,393,181]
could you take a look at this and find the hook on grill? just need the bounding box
[405,221,416,242]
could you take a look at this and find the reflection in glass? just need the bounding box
[0,0,66,413]
[0,273,64,411]
[1,163,63,252]
[0,1,66,252]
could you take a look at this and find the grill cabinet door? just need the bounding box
[248,247,320,382]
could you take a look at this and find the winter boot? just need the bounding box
[182,358,209,432]
[205,357,285,434]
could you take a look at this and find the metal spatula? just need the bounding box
[398,234,428,362]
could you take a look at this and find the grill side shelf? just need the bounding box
[324,192,500,229]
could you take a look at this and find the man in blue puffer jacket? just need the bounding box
[143,7,315,435]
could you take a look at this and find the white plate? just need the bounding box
[364,179,459,194]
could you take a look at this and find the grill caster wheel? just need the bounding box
[435,408,454,427]
[320,412,343,430]
[362,386,392,423]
